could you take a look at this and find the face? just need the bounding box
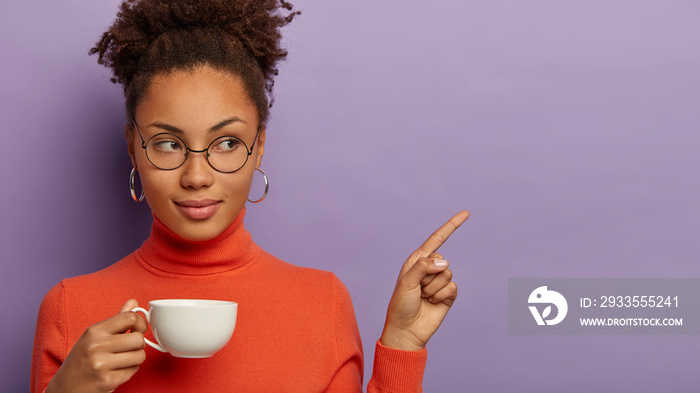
[128,65,266,241]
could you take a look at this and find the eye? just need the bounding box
[151,139,183,153]
[211,137,243,153]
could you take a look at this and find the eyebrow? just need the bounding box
[147,117,247,134]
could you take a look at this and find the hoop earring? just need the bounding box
[130,167,145,202]
[247,167,269,203]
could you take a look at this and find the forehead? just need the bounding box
[137,66,257,129]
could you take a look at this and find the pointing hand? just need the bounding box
[380,211,470,351]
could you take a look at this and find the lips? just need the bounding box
[174,199,222,220]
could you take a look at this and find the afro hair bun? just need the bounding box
[90,0,300,87]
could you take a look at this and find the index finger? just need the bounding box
[87,311,147,338]
[108,312,148,334]
[416,210,470,256]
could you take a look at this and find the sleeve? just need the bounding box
[367,340,427,393]
[31,282,67,393]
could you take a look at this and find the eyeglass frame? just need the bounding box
[131,117,262,173]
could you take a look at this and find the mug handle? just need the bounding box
[131,307,168,353]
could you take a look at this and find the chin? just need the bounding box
[172,221,227,242]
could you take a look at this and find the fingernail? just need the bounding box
[433,259,448,268]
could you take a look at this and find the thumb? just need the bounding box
[399,257,449,291]
[119,299,139,314]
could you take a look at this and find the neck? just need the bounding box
[136,206,259,275]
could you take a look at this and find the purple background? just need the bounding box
[1,0,699,391]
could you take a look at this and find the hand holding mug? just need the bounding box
[380,210,470,351]
[46,299,147,393]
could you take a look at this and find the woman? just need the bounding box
[30,0,469,391]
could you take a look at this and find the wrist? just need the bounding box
[45,379,58,393]
[380,325,425,351]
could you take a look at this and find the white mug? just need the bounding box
[131,299,238,358]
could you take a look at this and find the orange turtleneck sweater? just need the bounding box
[31,207,427,392]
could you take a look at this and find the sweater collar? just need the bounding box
[136,206,259,275]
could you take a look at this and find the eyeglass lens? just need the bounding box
[145,133,249,173]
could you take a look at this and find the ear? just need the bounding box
[125,124,137,169]
[255,126,266,169]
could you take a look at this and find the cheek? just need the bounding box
[141,173,167,196]
[219,171,254,198]
[137,167,175,208]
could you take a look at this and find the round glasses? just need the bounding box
[132,118,261,173]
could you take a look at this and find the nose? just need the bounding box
[180,150,214,189]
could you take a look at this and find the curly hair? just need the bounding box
[89,0,301,129]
